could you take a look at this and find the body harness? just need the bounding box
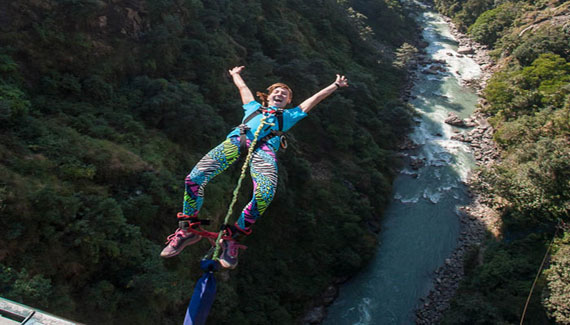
[238,107,287,152]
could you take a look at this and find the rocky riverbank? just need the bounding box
[414,15,503,325]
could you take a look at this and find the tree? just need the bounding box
[543,231,570,324]
[468,3,517,47]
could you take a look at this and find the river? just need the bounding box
[324,3,482,325]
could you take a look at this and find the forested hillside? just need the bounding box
[431,0,569,324]
[0,0,417,323]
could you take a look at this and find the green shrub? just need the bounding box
[0,83,31,122]
[512,26,570,66]
[483,53,570,122]
[468,3,517,47]
[0,265,54,309]
[435,0,494,31]
[543,232,570,324]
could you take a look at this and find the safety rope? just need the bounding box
[519,219,562,325]
[211,115,273,261]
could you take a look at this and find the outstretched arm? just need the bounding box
[299,74,348,113]
[229,66,255,105]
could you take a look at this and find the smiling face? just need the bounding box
[266,84,292,108]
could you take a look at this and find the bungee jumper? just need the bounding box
[160,66,348,324]
[160,65,348,268]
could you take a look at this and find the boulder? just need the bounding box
[410,157,426,170]
[423,65,440,74]
[444,112,466,127]
[457,46,474,54]
[463,118,478,127]
[450,134,465,141]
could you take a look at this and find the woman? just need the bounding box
[161,66,348,268]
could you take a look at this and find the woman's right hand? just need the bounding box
[229,66,245,76]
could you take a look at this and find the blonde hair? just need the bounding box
[256,83,293,107]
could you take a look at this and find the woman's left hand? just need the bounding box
[335,74,349,88]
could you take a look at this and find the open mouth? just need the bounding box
[271,95,285,105]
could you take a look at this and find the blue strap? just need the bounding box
[184,260,219,325]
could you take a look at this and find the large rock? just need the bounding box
[457,46,474,54]
[410,157,426,170]
[451,134,467,142]
[423,66,439,75]
[424,64,447,75]
[463,118,478,127]
[444,112,466,127]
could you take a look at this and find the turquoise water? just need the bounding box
[324,7,481,325]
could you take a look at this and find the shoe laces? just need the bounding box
[223,239,247,258]
[165,228,188,246]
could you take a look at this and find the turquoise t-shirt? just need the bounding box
[227,101,307,151]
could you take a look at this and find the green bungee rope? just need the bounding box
[212,115,273,261]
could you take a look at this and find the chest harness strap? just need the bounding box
[238,108,286,152]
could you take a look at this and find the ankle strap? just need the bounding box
[177,212,211,228]
[222,224,251,239]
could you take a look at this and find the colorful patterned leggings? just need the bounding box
[183,136,278,233]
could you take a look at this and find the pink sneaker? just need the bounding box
[160,228,201,258]
[218,239,247,269]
